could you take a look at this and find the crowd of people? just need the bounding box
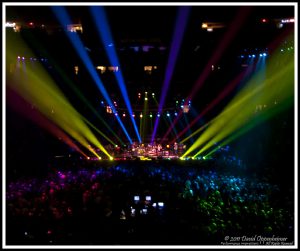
[6,158,294,245]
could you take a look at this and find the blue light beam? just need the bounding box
[52,6,132,144]
[151,6,190,143]
[90,6,141,143]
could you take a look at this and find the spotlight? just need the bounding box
[158,202,164,207]
[259,54,263,57]
[277,23,284,29]
[106,106,112,113]
[183,105,190,113]
[263,53,267,57]
[140,113,143,118]
[152,93,155,97]
[252,54,255,58]
[150,113,153,118]
[157,113,160,117]
[167,113,170,117]
[174,112,178,116]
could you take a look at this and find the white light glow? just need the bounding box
[5,22,16,28]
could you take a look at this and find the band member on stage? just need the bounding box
[157,144,162,153]
[174,142,178,155]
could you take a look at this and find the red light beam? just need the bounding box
[161,6,252,142]
[7,89,88,158]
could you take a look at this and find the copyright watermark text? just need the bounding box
[220,235,293,245]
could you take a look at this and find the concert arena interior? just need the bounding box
[4,3,297,248]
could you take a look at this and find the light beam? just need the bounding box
[151,6,190,143]
[52,6,132,144]
[90,6,141,143]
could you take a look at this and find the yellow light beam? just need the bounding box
[182,34,294,158]
[82,116,116,146]
[193,59,293,157]
[204,97,293,158]
[180,119,212,144]
[7,36,112,159]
